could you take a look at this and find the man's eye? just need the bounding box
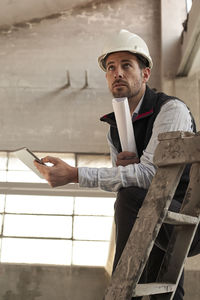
[123,63,131,69]
[107,65,114,71]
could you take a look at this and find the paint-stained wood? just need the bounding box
[156,163,200,300]
[104,165,185,300]
[164,211,198,225]
[154,131,200,167]
[133,283,176,297]
[104,131,200,300]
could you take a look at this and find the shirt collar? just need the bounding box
[133,94,145,115]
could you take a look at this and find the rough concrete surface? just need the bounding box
[0,263,109,300]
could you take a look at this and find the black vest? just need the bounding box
[100,85,196,203]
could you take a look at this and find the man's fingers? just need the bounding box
[116,151,139,166]
[41,156,60,165]
[34,160,55,187]
[34,160,49,174]
[117,151,137,160]
[116,157,140,166]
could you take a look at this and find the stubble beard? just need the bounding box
[112,81,142,100]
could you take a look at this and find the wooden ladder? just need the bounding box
[104,131,200,300]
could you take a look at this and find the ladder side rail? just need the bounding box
[181,162,200,217]
[104,164,185,300]
[156,162,200,300]
[155,224,198,300]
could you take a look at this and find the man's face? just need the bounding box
[105,51,150,99]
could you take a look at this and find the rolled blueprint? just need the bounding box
[112,97,138,156]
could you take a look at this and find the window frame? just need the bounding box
[0,151,115,266]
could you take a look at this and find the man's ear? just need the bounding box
[142,67,151,83]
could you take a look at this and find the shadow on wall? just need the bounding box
[34,70,90,101]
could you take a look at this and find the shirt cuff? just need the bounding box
[78,167,99,188]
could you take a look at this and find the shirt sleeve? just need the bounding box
[78,100,194,192]
[107,130,118,167]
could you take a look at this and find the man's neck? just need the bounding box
[128,99,141,116]
[128,86,146,115]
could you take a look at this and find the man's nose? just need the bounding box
[114,67,123,79]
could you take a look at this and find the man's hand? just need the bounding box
[34,156,78,187]
[116,151,139,167]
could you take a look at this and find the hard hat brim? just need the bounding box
[98,50,153,72]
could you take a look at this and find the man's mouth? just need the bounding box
[112,80,127,88]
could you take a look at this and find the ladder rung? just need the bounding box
[133,282,176,297]
[164,211,199,225]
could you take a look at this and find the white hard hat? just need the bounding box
[98,29,153,71]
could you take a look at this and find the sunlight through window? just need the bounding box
[186,0,192,12]
[4,215,72,238]
[5,195,74,215]
[72,241,110,266]
[0,151,115,267]
[1,238,72,265]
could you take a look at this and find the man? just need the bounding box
[35,30,200,299]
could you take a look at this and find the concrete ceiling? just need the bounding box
[0,0,100,28]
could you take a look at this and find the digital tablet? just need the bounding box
[14,147,45,179]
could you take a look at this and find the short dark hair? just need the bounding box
[134,54,149,69]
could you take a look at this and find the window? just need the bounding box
[186,0,192,13]
[0,151,115,266]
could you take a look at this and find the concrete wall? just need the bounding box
[161,0,200,129]
[0,0,161,152]
[177,0,200,76]
[0,260,200,300]
[185,270,200,300]
[0,263,109,300]
[162,72,200,131]
[185,255,200,300]
[161,2,200,295]
[161,0,186,81]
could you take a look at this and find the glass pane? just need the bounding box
[77,154,112,168]
[6,195,74,215]
[72,241,109,266]
[0,171,6,182]
[0,214,3,232]
[1,238,72,265]
[4,215,72,238]
[73,216,113,241]
[0,195,5,212]
[7,170,46,183]
[186,0,192,12]
[74,197,115,216]
[0,152,7,170]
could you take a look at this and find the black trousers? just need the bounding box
[113,187,200,300]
